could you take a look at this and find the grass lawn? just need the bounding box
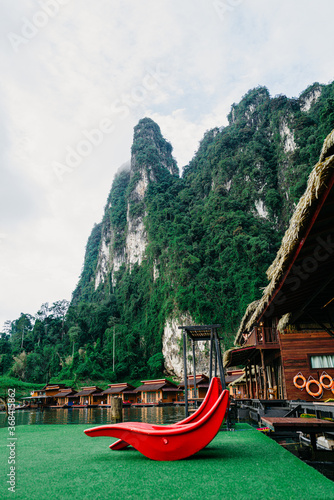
[1,423,333,500]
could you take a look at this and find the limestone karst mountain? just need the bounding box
[6,81,334,382]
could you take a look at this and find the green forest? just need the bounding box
[2,81,334,386]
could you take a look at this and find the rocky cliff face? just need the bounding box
[71,81,334,380]
[93,118,178,290]
[162,316,211,379]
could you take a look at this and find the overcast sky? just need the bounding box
[1,0,334,329]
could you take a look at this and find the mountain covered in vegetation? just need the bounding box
[2,81,334,383]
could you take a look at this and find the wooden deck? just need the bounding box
[261,416,334,432]
[261,416,334,454]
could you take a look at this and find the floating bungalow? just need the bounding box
[102,383,137,405]
[134,379,182,406]
[73,386,104,406]
[178,374,210,400]
[224,129,334,403]
[53,388,78,407]
[25,384,71,408]
[225,369,246,399]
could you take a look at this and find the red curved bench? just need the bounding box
[110,376,223,451]
[84,387,229,461]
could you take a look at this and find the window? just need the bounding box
[310,355,334,369]
[146,391,156,403]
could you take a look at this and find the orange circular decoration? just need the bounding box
[306,379,323,398]
[293,374,306,390]
[320,374,333,390]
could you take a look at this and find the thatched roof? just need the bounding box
[235,129,334,344]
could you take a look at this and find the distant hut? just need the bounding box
[53,388,77,407]
[27,384,69,407]
[178,374,210,400]
[102,383,137,405]
[74,386,104,406]
[135,379,182,405]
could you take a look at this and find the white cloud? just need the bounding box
[1,0,334,328]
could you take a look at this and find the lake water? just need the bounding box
[0,405,187,427]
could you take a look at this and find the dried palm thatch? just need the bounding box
[229,372,246,386]
[276,313,291,334]
[235,129,334,345]
[223,347,237,367]
[235,300,259,341]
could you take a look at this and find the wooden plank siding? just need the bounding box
[280,331,334,401]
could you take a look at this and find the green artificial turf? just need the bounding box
[1,424,333,500]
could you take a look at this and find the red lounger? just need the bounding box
[110,376,223,451]
[84,388,229,461]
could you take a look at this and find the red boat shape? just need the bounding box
[109,376,223,451]
[84,384,229,461]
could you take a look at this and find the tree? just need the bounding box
[50,300,70,340]
[68,326,81,356]
[11,352,27,380]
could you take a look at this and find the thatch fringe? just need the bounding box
[276,313,291,334]
[320,129,334,162]
[235,129,334,342]
[229,372,246,386]
[235,300,259,344]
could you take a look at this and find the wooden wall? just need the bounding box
[279,331,334,401]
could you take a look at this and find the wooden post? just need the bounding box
[209,329,213,380]
[249,364,254,399]
[111,397,123,421]
[183,329,189,417]
[262,325,266,346]
[260,349,267,399]
[254,364,259,399]
[257,364,263,399]
[192,340,197,399]
[245,365,249,398]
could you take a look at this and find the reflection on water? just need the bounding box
[0,405,186,427]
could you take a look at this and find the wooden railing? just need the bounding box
[243,327,279,348]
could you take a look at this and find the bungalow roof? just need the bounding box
[102,383,135,395]
[135,383,167,392]
[178,376,209,388]
[225,373,245,385]
[53,390,76,398]
[75,387,102,396]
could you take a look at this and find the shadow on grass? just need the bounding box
[86,443,247,464]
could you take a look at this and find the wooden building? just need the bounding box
[102,383,137,405]
[74,386,104,406]
[225,369,246,399]
[224,129,334,402]
[53,388,77,407]
[178,374,210,399]
[135,379,182,404]
[27,384,70,407]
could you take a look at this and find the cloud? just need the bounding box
[1,0,334,328]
